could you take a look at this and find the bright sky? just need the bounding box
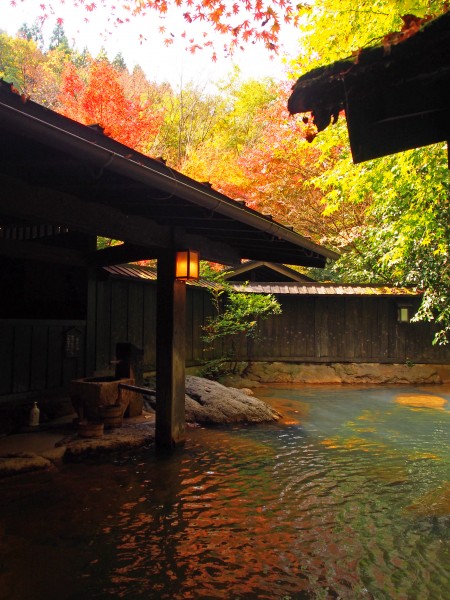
[0,0,302,88]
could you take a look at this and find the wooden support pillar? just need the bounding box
[155,249,186,452]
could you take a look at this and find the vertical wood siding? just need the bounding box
[248,295,450,363]
[0,320,86,398]
[92,281,450,372]
[2,282,450,401]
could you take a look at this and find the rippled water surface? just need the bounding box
[1,385,449,600]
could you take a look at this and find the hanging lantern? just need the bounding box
[175,250,200,280]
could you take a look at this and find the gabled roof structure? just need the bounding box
[0,80,337,268]
[288,12,450,163]
[223,260,316,283]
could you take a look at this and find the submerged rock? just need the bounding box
[0,452,53,477]
[185,376,280,424]
[395,394,447,410]
[406,482,450,518]
[61,421,156,461]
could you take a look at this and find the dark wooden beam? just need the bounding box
[172,230,239,265]
[0,175,240,265]
[90,243,159,267]
[0,174,171,247]
[0,237,86,266]
[347,84,449,163]
[155,249,186,452]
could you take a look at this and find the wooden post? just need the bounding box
[155,249,186,452]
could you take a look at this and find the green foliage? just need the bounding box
[216,67,278,153]
[0,31,52,99]
[291,0,447,73]
[112,52,127,72]
[293,1,450,341]
[49,23,71,55]
[71,47,92,70]
[200,266,281,378]
[203,288,282,343]
[305,81,450,341]
[18,20,44,48]
[149,81,224,169]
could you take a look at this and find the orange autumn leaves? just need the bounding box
[59,61,163,152]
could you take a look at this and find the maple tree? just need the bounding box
[58,59,164,152]
[0,31,62,106]
[10,0,299,59]
[289,0,447,74]
[5,6,450,347]
[220,84,360,246]
[287,0,450,343]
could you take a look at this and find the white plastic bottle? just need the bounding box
[29,401,40,427]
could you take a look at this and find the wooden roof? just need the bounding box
[230,282,420,297]
[288,12,450,162]
[0,80,338,268]
[103,263,217,289]
[103,263,417,297]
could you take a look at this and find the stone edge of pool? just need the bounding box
[0,415,157,479]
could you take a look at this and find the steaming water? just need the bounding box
[1,385,449,600]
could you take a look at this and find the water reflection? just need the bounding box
[1,385,449,599]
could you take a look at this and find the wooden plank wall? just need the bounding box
[2,283,450,401]
[93,280,450,372]
[250,296,450,363]
[93,278,216,373]
[0,319,86,399]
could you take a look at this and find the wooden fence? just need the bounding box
[2,278,450,401]
[93,278,450,372]
[92,277,218,373]
[247,295,450,364]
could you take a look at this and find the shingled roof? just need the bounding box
[229,282,420,296]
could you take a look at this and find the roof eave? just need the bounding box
[288,12,450,162]
[0,82,338,264]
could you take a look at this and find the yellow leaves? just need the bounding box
[409,452,440,461]
[382,13,433,54]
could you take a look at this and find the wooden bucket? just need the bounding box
[100,404,123,428]
[78,421,104,438]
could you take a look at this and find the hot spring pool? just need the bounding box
[1,385,449,599]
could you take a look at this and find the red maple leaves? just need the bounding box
[59,61,163,152]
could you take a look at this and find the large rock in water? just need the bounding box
[185,376,280,425]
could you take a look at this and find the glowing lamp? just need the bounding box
[175,250,199,280]
[397,304,411,323]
